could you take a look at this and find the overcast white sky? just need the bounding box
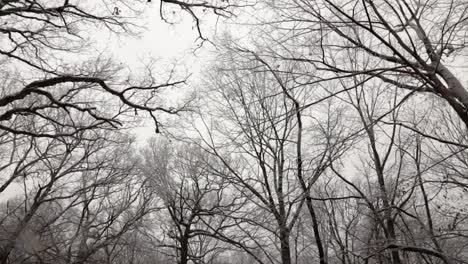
[96,3,223,141]
[107,3,217,70]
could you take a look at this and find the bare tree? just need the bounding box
[0,128,154,264]
[0,1,255,264]
[179,46,351,264]
[142,139,241,264]
[259,0,468,129]
[319,72,468,264]
[0,0,251,140]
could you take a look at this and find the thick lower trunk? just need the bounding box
[179,227,190,264]
[377,175,402,264]
[279,229,292,264]
[306,199,327,264]
[0,251,11,264]
[180,244,188,264]
[367,124,402,264]
[378,181,402,264]
[386,222,402,264]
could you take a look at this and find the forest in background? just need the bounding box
[0,1,467,264]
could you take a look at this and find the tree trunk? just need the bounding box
[179,226,190,264]
[368,128,402,264]
[0,251,10,264]
[279,228,292,264]
[306,199,327,264]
